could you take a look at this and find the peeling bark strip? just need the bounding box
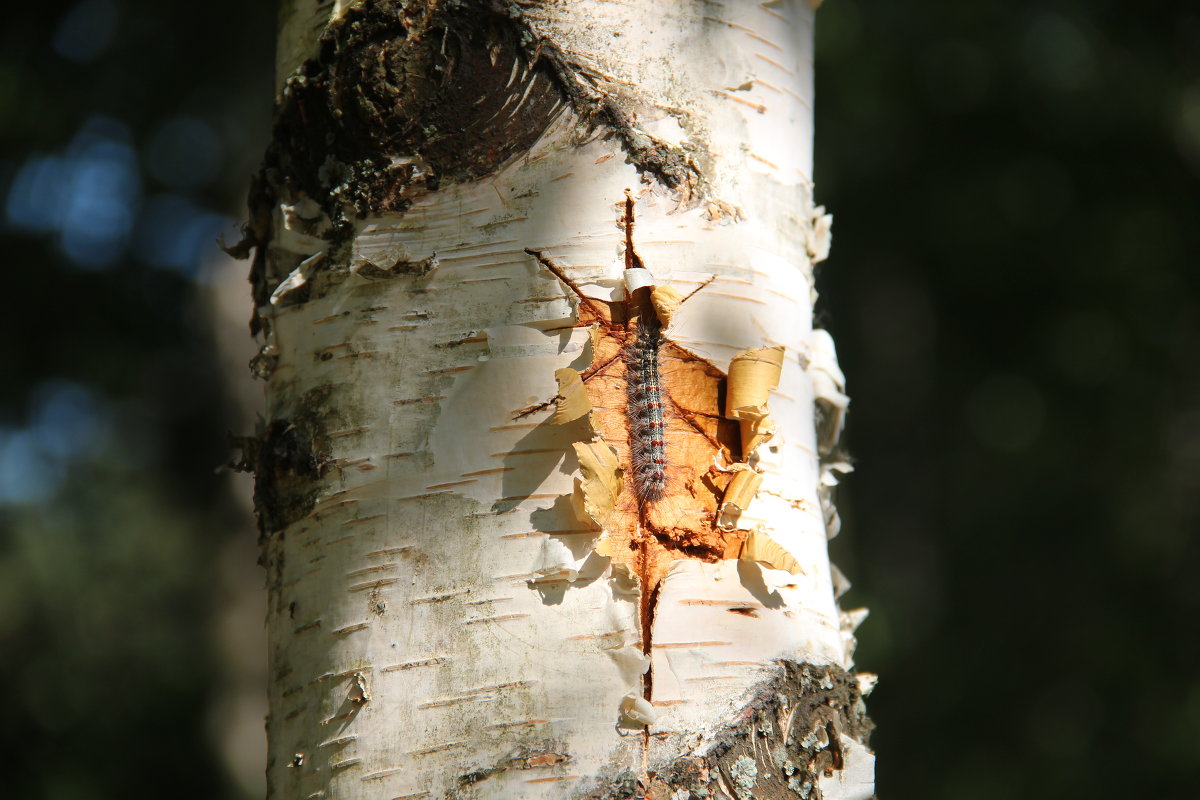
[243,2,872,799]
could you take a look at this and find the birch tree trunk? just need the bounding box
[236,1,874,798]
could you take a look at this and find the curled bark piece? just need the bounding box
[618,691,657,729]
[740,527,804,575]
[717,467,764,531]
[809,329,849,455]
[535,536,589,581]
[739,412,777,459]
[840,607,868,667]
[819,459,854,539]
[650,284,684,328]
[348,672,370,705]
[725,346,785,419]
[819,734,876,800]
[550,368,591,424]
[269,252,325,306]
[623,267,655,293]
[831,562,852,600]
[807,204,834,264]
[571,441,623,529]
[841,607,869,634]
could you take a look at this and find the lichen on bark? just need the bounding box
[577,663,873,800]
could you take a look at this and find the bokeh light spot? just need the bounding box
[52,0,118,64]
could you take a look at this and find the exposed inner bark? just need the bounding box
[528,198,754,733]
[525,245,745,586]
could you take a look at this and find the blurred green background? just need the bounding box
[0,1,1195,798]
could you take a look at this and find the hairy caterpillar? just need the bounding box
[523,194,712,509]
[626,311,667,503]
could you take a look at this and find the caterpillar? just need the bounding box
[626,312,668,503]
[523,193,695,508]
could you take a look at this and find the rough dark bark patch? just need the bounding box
[576,663,873,800]
[241,0,563,323]
[230,385,338,550]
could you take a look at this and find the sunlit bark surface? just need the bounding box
[244,2,873,798]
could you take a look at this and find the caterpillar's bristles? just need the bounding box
[626,316,667,504]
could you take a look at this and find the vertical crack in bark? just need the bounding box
[622,194,660,731]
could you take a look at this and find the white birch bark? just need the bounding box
[243,1,873,798]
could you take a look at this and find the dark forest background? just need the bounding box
[1,1,1196,798]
